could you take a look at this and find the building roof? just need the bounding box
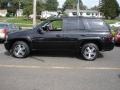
[65,9,100,13]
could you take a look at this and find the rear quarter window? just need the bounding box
[83,19,109,31]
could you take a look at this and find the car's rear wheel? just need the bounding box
[81,43,99,61]
[11,41,30,58]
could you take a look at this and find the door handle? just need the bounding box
[56,34,61,37]
[81,35,86,36]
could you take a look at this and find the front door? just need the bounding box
[32,20,65,50]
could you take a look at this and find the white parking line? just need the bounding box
[0,64,120,70]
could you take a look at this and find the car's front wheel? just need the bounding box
[81,43,99,61]
[11,41,30,58]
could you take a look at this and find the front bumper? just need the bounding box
[0,38,5,43]
[4,40,11,51]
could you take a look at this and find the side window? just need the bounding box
[63,18,85,31]
[43,20,63,31]
[83,19,109,31]
[51,20,63,30]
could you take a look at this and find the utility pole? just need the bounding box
[19,1,21,10]
[33,0,37,27]
[77,0,80,16]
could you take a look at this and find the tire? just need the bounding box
[10,41,30,58]
[81,43,99,61]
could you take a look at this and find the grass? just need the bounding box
[52,20,62,29]
[1,16,120,28]
[7,17,33,24]
[104,19,120,36]
[5,17,42,27]
[104,19,120,24]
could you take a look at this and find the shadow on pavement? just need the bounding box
[30,51,76,58]
[4,51,11,56]
[98,52,104,58]
[4,50,104,61]
[118,74,120,79]
[30,56,45,62]
[30,51,104,61]
[115,44,120,47]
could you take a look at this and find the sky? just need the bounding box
[58,0,120,9]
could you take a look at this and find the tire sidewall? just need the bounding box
[81,43,99,61]
[11,41,30,58]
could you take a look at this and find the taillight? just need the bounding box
[104,34,113,42]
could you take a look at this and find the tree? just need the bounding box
[0,0,24,16]
[23,0,45,18]
[7,0,20,16]
[63,0,86,10]
[0,0,8,9]
[100,0,120,19]
[23,0,32,18]
[36,0,45,15]
[46,0,58,11]
[90,5,99,10]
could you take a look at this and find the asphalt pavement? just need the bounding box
[0,44,120,90]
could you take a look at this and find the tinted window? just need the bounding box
[63,18,84,31]
[51,20,63,30]
[83,19,109,31]
[43,20,63,31]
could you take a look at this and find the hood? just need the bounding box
[8,29,34,39]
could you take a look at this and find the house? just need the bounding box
[65,9,103,18]
[0,9,7,17]
[41,11,58,19]
[16,9,23,17]
[0,9,23,17]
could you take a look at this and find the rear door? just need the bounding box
[62,17,85,50]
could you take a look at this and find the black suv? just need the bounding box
[4,17,114,61]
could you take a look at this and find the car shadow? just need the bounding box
[4,51,11,56]
[29,51,104,61]
[115,44,120,47]
[98,52,104,58]
[29,56,46,62]
[4,50,104,61]
[118,74,120,79]
[30,51,77,58]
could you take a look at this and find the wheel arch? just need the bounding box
[80,39,103,51]
[8,38,32,51]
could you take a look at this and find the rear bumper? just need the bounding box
[102,42,114,51]
[114,37,120,44]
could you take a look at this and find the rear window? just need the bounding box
[83,19,109,31]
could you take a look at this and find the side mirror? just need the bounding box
[37,28,44,34]
[19,26,22,30]
[42,25,49,31]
